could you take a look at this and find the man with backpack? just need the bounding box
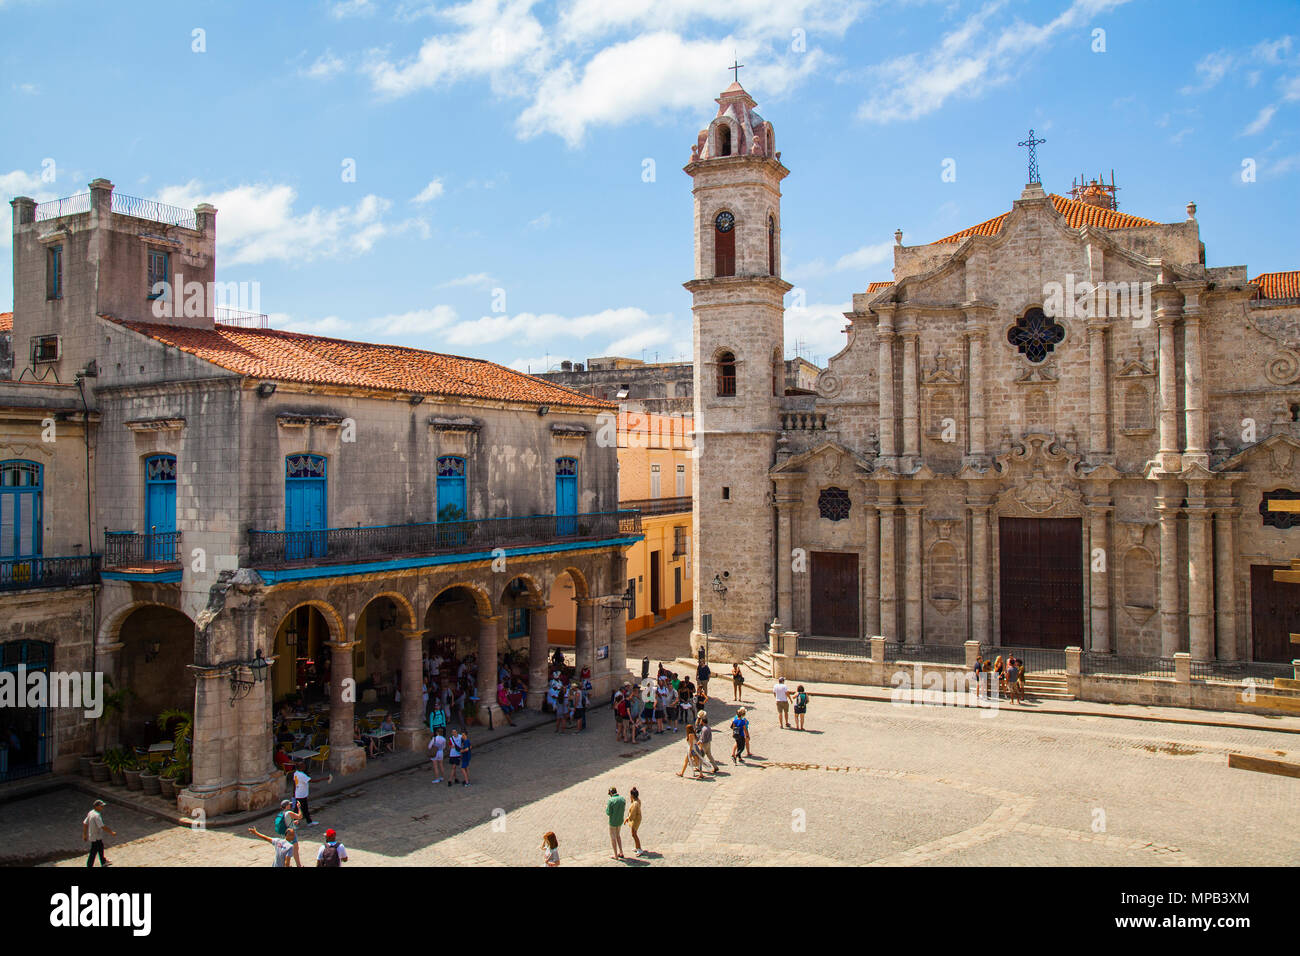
[696,660,711,701]
[730,708,750,764]
[316,828,348,866]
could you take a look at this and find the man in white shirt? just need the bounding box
[82,799,116,867]
[316,828,348,866]
[292,762,332,826]
[772,677,792,729]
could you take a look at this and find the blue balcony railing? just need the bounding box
[103,531,182,569]
[0,555,100,592]
[247,510,642,569]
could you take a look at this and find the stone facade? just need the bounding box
[689,86,1300,664]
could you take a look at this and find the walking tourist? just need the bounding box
[667,681,680,732]
[772,676,792,728]
[730,708,750,763]
[732,662,745,701]
[677,725,705,779]
[541,831,560,866]
[82,799,116,867]
[1006,657,1023,705]
[554,681,570,733]
[292,762,331,826]
[697,659,711,700]
[696,713,721,773]
[614,687,630,742]
[429,729,447,783]
[606,787,626,860]
[653,678,668,734]
[449,729,472,786]
[793,685,809,730]
[625,787,645,856]
[576,678,589,732]
[677,678,695,727]
[248,825,298,867]
[316,828,347,866]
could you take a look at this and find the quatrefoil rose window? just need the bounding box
[1007,308,1065,363]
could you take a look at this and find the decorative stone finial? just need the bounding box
[1186,201,1197,220]
[894,228,903,246]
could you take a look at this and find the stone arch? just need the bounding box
[111,602,198,745]
[429,580,494,619]
[555,565,591,601]
[355,590,418,633]
[98,598,188,647]
[499,572,546,607]
[266,598,346,644]
[709,116,740,158]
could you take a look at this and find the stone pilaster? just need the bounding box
[575,598,596,676]
[774,496,795,628]
[878,490,898,640]
[1155,486,1182,657]
[968,501,991,646]
[863,495,880,637]
[903,500,923,644]
[1186,489,1214,662]
[1087,318,1109,461]
[397,628,429,750]
[476,616,501,727]
[901,327,920,466]
[328,640,365,774]
[1085,497,1112,654]
[1178,283,1208,467]
[1214,504,1239,660]
[963,318,989,466]
[1154,290,1182,472]
[877,310,897,463]
[528,604,551,709]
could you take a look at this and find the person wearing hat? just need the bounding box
[316,828,348,866]
[82,799,116,867]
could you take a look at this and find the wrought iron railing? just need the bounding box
[619,496,691,516]
[1080,652,1176,678]
[885,642,968,665]
[0,555,100,592]
[34,192,91,220]
[103,531,182,568]
[0,760,52,783]
[981,645,1067,675]
[214,307,270,328]
[248,510,642,568]
[1189,659,1297,683]
[798,637,872,659]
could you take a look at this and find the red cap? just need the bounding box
[325,828,336,839]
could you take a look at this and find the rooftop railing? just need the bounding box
[247,510,642,569]
[33,191,198,229]
[214,307,270,328]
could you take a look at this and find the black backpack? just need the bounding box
[318,843,341,867]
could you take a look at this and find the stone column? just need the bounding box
[901,329,920,465]
[1086,499,1112,654]
[188,669,228,798]
[609,551,630,685]
[964,323,988,464]
[1087,318,1109,460]
[397,628,429,750]
[864,496,880,637]
[877,312,897,462]
[476,616,501,727]
[878,492,898,640]
[1214,506,1239,660]
[328,640,365,774]
[775,498,794,628]
[1186,487,1214,662]
[903,501,923,644]
[528,604,551,709]
[1155,293,1182,471]
[1155,488,1181,657]
[575,598,596,676]
[1180,285,1208,466]
[969,502,991,646]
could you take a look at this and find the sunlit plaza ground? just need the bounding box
[0,620,1293,868]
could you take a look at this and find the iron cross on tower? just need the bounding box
[729,56,744,83]
[1018,129,1047,184]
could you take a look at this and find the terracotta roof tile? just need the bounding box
[108,318,614,410]
[0,312,12,333]
[931,194,1159,245]
[866,281,894,293]
[1251,270,1300,300]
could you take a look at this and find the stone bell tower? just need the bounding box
[685,80,791,663]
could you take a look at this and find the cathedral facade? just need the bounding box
[688,83,1300,664]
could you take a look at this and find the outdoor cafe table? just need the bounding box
[363,729,395,753]
[289,749,320,761]
[148,742,173,755]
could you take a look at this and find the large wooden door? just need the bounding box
[999,518,1083,649]
[810,552,859,638]
[1251,565,1300,662]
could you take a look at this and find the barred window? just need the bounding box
[1261,489,1300,530]
[818,487,850,521]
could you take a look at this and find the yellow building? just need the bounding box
[547,410,693,641]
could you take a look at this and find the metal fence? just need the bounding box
[796,637,872,659]
[883,642,968,665]
[1189,659,1296,683]
[33,191,198,229]
[1081,652,1177,678]
[214,307,270,328]
[248,510,642,568]
[0,556,100,592]
[103,531,182,568]
[34,192,91,220]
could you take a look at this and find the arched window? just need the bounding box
[716,351,737,397]
[719,125,731,157]
[1008,308,1065,363]
[0,460,42,559]
[768,215,776,276]
[714,211,736,277]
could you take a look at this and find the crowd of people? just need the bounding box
[973,654,1027,703]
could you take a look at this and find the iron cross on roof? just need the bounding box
[1018,129,1047,184]
[729,56,744,83]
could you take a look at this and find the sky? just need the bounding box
[1,0,1297,372]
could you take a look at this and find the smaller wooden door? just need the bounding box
[1251,565,1300,662]
[674,566,682,606]
[144,455,176,561]
[810,552,859,638]
[650,551,662,616]
[555,458,577,536]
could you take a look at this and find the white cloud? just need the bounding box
[441,306,667,347]
[784,301,852,364]
[528,211,552,229]
[273,314,355,336]
[1283,75,1300,101]
[556,0,865,44]
[303,51,346,80]
[1242,105,1276,135]
[11,82,37,95]
[1181,50,1234,94]
[789,239,893,280]
[0,168,49,198]
[439,272,496,288]
[858,0,1128,124]
[368,305,459,336]
[153,181,406,265]
[412,178,444,203]
[329,0,375,18]
[1253,36,1293,65]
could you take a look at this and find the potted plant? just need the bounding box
[90,754,110,783]
[123,755,143,791]
[159,765,178,800]
[78,753,94,777]
[139,765,162,795]
[103,746,128,786]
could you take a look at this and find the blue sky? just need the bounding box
[2,0,1297,371]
